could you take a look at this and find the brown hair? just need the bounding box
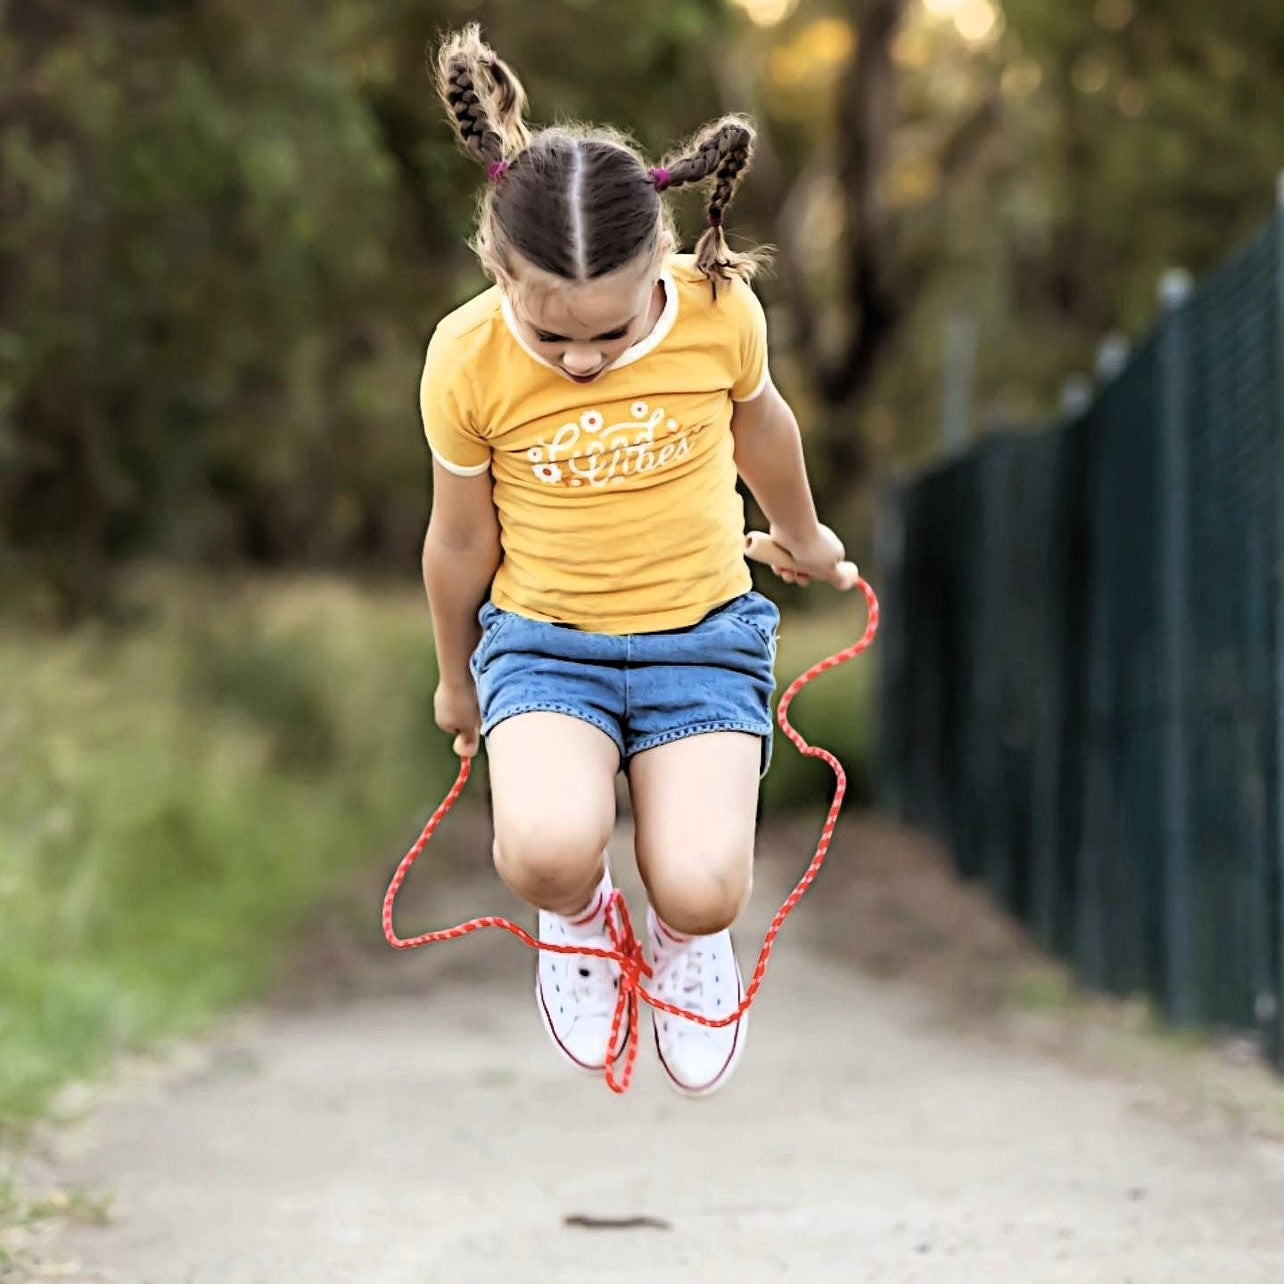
[434,24,762,298]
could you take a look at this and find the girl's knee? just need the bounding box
[492,823,609,914]
[648,857,752,937]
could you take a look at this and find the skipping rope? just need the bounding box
[382,535,880,1094]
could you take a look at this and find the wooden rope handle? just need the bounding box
[744,531,861,591]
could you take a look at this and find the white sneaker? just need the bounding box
[536,901,631,1074]
[648,914,746,1097]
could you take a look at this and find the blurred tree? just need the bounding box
[0,0,733,618]
[718,0,1002,512]
[1000,0,1284,334]
[723,0,1284,488]
[3,0,1284,614]
[2,0,405,615]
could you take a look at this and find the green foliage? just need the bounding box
[998,0,1284,325]
[3,3,410,591]
[883,0,1284,462]
[761,605,877,814]
[0,572,457,1136]
[0,0,737,616]
[729,1,1284,475]
[6,1,1283,602]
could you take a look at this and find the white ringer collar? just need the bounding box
[500,267,678,381]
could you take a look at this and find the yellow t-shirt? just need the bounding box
[419,255,768,633]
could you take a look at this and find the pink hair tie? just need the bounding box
[487,160,509,183]
[649,166,671,192]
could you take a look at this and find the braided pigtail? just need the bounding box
[434,24,530,170]
[662,115,759,298]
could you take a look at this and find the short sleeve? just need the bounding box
[419,326,491,476]
[728,275,770,403]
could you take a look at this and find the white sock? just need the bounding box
[556,863,612,940]
[647,906,692,956]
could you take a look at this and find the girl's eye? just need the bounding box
[534,327,628,344]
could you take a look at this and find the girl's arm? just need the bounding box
[422,461,502,754]
[731,379,852,588]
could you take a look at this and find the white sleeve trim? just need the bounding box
[430,448,490,477]
[731,364,770,404]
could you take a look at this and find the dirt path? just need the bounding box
[18,812,1284,1282]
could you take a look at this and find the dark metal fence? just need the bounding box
[877,198,1284,1069]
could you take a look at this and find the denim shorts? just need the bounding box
[469,591,780,774]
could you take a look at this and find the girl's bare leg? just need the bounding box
[628,731,761,1097]
[485,711,619,915]
[628,731,760,935]
[485,711,627,1073]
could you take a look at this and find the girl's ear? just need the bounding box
[657,228,676,258]
[492,260,518,297]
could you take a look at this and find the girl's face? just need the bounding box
[503,253,664,384]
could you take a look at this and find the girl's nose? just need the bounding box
[561,347,601,376]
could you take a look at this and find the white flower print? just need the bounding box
[524,400,695,489]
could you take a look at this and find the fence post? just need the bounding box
[1095,333,1131,383]
[1272,173,1284,1067]
[1158,267,1195,1026]
[873,476,907,818]
[941,310,977,454]
[1059,374,1093,420]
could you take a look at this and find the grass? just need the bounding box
[1002,964,1284,1137]
[0,568,462,1140]
[760,601,879,815]
[0,1173,113,1276]
[1009,963,1079,1013]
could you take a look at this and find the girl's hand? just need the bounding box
[745,525,860,591]
[434,679,482,758]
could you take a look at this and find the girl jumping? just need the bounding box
[420,25,857,1097]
